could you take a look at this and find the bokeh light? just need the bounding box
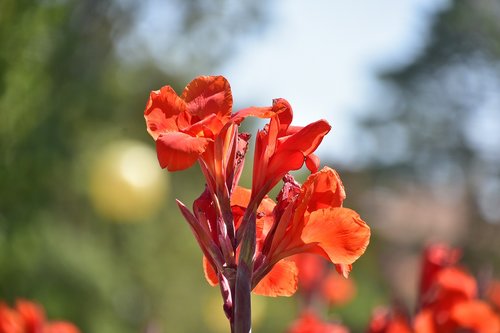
[88,140,169,222]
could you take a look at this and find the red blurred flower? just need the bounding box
[321,271,356,306]
[368,244,500,333]
[419,244,461,307]
[0,300,79,333]
[292,254,356,306]
[414,266,500,333]
[488,281,500,310]
[287,311,349,333]
[367,307,412,333]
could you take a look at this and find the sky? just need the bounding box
[121,0,451,165]
[217,0,450,164]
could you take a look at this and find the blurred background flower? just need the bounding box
[1,0,500,332]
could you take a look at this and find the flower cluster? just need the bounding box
[144,75,370,332]
[0,299,80,333]
[368,244,500,333]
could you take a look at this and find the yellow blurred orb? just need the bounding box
[88,140,168,222]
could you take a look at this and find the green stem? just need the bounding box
[233,208,256,333]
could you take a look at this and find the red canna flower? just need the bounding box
[292,254,356,306]
[286,311,349,333]
[144,75,233,171]
[0,300,79,333]
[144,75,370,333]
[252,167,370,284]
[202,167,370,297]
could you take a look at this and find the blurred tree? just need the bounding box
[0,0,269,332]
[358,0,500,232]
[339,1,500,324]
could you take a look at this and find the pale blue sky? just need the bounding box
[122,0,450,164]
[216,0,450,164]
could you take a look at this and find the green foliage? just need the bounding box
[0,0,268,332]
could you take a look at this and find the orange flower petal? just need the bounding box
[156,132,211,171]
[144,86,186,140]
[253,259,298,297]
[181,76,232,122]
[203,255,219,286]
[231,186,252,208]
[302,167,346,211]
[301,207,370,265]
[230,186,275,220]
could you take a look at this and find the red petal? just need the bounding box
[144,86,186,140]
[305,154,320,173]
[253,259,298,297]
[301,207,370,265]
[277,119,331,156]
[231,106,274,125]
[181,76,232,123]
[267,150,307,177]
[272,98,293,135]
[156,132,211,171]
